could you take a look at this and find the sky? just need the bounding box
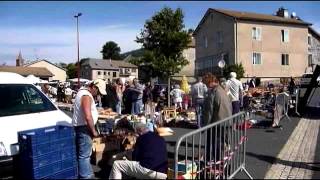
[1,1,320,65]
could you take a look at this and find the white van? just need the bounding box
[0,72,72,167]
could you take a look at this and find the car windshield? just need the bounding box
[0,84,57,117]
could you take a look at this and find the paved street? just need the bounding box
[60,109,320,179]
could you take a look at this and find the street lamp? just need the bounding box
[74,13,82,89]
[218,54,226,77]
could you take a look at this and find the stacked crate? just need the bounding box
[18,125,77,179]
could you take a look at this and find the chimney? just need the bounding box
[291,12,297,19]
[276,7,289,18]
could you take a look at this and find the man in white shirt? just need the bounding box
[73,79,106,179]
[226,72,243,114]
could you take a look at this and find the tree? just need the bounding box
[223,63,245,80]
[136,7,191,79]
[66,63,77,79]
[101,41,122,60]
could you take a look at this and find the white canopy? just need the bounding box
[68,78,91,83]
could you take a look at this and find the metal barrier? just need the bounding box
[174,112,253,179]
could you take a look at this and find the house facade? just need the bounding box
[24,59,67,81]
[308,27,320,69]
[80,58,138,82]
[194,8,311,79]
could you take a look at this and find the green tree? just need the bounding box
[223,63,245,80]
[136,7,191,78]
[101,41,122,60]
[66,63,77,79]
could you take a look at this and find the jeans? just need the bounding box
[116,100,122,115]
[109,160,167,179]
[195,98,204,128]
[75,126,94,179]
[232,101,240,115]
[132,99,143,115]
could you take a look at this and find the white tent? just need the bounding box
[26,75,41,84]
[68,78,91,83]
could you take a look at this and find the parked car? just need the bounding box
[0,72,72,176]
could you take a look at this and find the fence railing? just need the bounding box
[174,112,253,179]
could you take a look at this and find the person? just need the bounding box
[226,72,244,114]
[170,84,184,109]
[114,78,125,114]
[249,78,256,88]
[131,78,144,115]
[72,79,107,179]
[182,93,190,110]
[202,73,232,164]
[57,82,64,102]
[64,85,73,104]
[191,77,208,128]
[288,77,296,95]
[122,81,133,114]
[109,123,168,179]
[143,82,153,115]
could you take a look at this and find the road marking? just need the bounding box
[264,118,320,179]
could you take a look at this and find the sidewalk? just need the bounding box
[265,118,320,179]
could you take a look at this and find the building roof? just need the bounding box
[308,27,320,40]
[81,58,137,70]
[0,66,54,77]
[194,8,312,35]
[24,59,66,71]
[110,60,137,68]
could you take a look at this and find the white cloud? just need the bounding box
[0,24,141,65]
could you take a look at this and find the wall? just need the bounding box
[92,69,119,82]
[195,11,236,76]
[237,21,308,78]
[27,61,67,81]
[308,33,320,66]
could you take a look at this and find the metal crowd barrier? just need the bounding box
[174,112,253,179]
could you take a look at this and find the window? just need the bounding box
[217,31,223,44]
[97,71,101,75]
[252,52,262,64]
[308,54,313,67]
[281,29,289,42]
[113,72,117,77]
[103,72,106,75]
[204,36,208,48]
[252,27,261,41]
[0,84,57,117]
[281,54,289,65]
[132,68,136,73]
[108,72,110,76]
[308,35,311,45]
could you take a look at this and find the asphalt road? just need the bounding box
[61,109,320,179]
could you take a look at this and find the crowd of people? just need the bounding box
[37,73,295,179]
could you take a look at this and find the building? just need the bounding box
[173,36,196,82]
[16,51,25,67]
[80,58,138,82]
[0,66,53,80]
[194,7,312,80]
[308,27,320,71]
[24,59,67,82]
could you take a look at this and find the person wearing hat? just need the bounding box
[72,79,106,179]
[109,123,168,179]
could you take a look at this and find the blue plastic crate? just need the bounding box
[19,137,76,157]
[44,166,77,179]
[21,145,76,169]
[21,158,77,179]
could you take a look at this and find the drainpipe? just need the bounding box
[235,18,238,65]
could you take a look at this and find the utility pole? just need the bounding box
[74,13,82,89]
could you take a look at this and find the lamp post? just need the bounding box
[74,13,82,89]
[218,55,226,78]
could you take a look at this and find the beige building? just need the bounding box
[25,59,67,81]
[173,37,196,82]
[80,58,138,82]
[194,8,312,79]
